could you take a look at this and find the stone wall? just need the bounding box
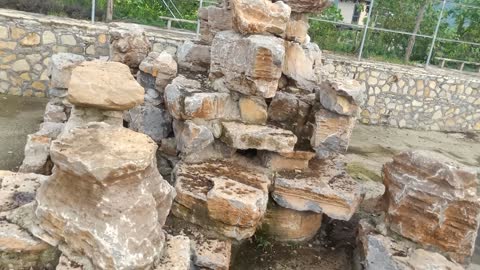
[322,54,480,132]
[0,8,191,97]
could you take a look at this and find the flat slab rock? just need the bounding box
[172,159,271,240]
[272,159,361,221]
[0,170,46,212]
[67,61,144,111]
[221,121,297,153]
[383,150,480,264]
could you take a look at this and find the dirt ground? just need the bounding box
[0,94,479,269]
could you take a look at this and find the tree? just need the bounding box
[404,0,430,62]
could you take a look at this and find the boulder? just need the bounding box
[157,235,193,270]
[258,150,315,171]
[356,218,464,270]
[35,123,175,269]
[282,0,333,13]
[261,202,323,242]
[177,41,211,72]
[48,53,85,89]
[285,13,309,44]
[110,29,151,71]
[0,171,45,212]
[283,42,322,92]
[272,159,362,220]
[125,104,173,143]
[0,221,60,270]
[383,150,480,264]
[174,120,215,155]
[221,121,297,152]
[318,78,366,116]
[18,134,52,175]
[199,6,233,44]
[68,61,144,111]
[171,160,271,240]
[239,96,268,124]
[61,107,123,137]
[210,31,285,98]
[230,0,291,35]
[310,108,356,159]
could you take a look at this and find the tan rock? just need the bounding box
[139,51,177,79]
[272,159,362,220]
[172,160,270,240]
[383,150,480,264]
[0,171,45,212]
[283,0,333,13]
[221,121,297,152]
[262,202,322,242]
[239,96,268,124]
[68,61,144,110]
[157,235,192,270]
[318,78,366,116]
[174,120,214,155]
[285,13,309,44]
[283,42,322,92]
[0,221,60,270]
[210,31,285,98]
[193,235,231,270]
[20,32,41,46]
[310,108,356,159]
[18,134,52,175]
[230,0,291,35]
[35,123,175,269]
[110,29,151,70]
[49,53,85,89]
[259,150,315,171]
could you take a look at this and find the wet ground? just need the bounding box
[0,94,479,269]
[0,94,47,171]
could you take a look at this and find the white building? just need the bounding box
[336,0,369,25]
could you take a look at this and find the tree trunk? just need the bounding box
[106,0,114,22]
[405,0,429,63]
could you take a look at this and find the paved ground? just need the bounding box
[0,94,47,171]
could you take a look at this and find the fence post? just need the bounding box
[196,0,204,38]
[91,0,96,24]
[358,0,374,61]
[426,0,446,67]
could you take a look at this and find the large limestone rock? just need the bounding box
[221,121,297,152]
[272,159,362,220]
[68,61,144,110]
[356,218,464,270]
[210,31,285,98]
[177,41,211,73]
[238,96,268,124]
[383,150,480,264]
[35,123,175,269]
[138,51,178,91]
[310,108,356,159]
[171,160,271,240]
[282,0,333,13]
[259,150,315,172]
[18,134,52,175]
[0,221,60,270]
[0,171,45,212]
[199,6,233,44]
[318,78,366,116]
[262,202,323,242]
[283,42,322,92]
[110,29,151,71]
[230,0,291,35]
[48,53,85,89]
[174,120,215,155]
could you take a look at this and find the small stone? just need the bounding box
[11,27,26,39]
[20,33,41,46]
[0,26,8,39]
[60,35,76,46]
[110,29,151,70]
[97,34,107,44]
[68,61,144,110]
[12,59,30,72]
[42,31,56,44]
[18,135,52,175]
[0,41,16,50]
[32,81,47,91]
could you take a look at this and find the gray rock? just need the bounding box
[174,120,214,155]
[125,104,173,143]
[18,134,52,175]
[49,53,85,89]
[177,41,211,72]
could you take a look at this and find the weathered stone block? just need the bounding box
[125,104,173,143]
[283,42,322,92]
[174,120,214,155]
[285,13,309,44]
[210,31,285,98]
[259,150,315,171]
[0,171,45,212]
[230,0,291,35]
[68,61,144,110]
[383,150,480,264]
[318,78,366,116]
[35,123,175,269]
[18,134,52,175]
[49,53,85,89]
[110,28,151,71]
[157,235,193,270]
[138,51,178,91]
[177,41,211,72]
[199,6,233,44]
[239,96,268,124]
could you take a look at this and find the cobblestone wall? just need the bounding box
[323,54,480,132]
[0,9,190,97]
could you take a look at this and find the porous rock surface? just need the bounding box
[383,150,480,264]
[35,123,175,269]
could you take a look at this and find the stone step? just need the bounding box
[171,158,271,241]
[271,158,362,221]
